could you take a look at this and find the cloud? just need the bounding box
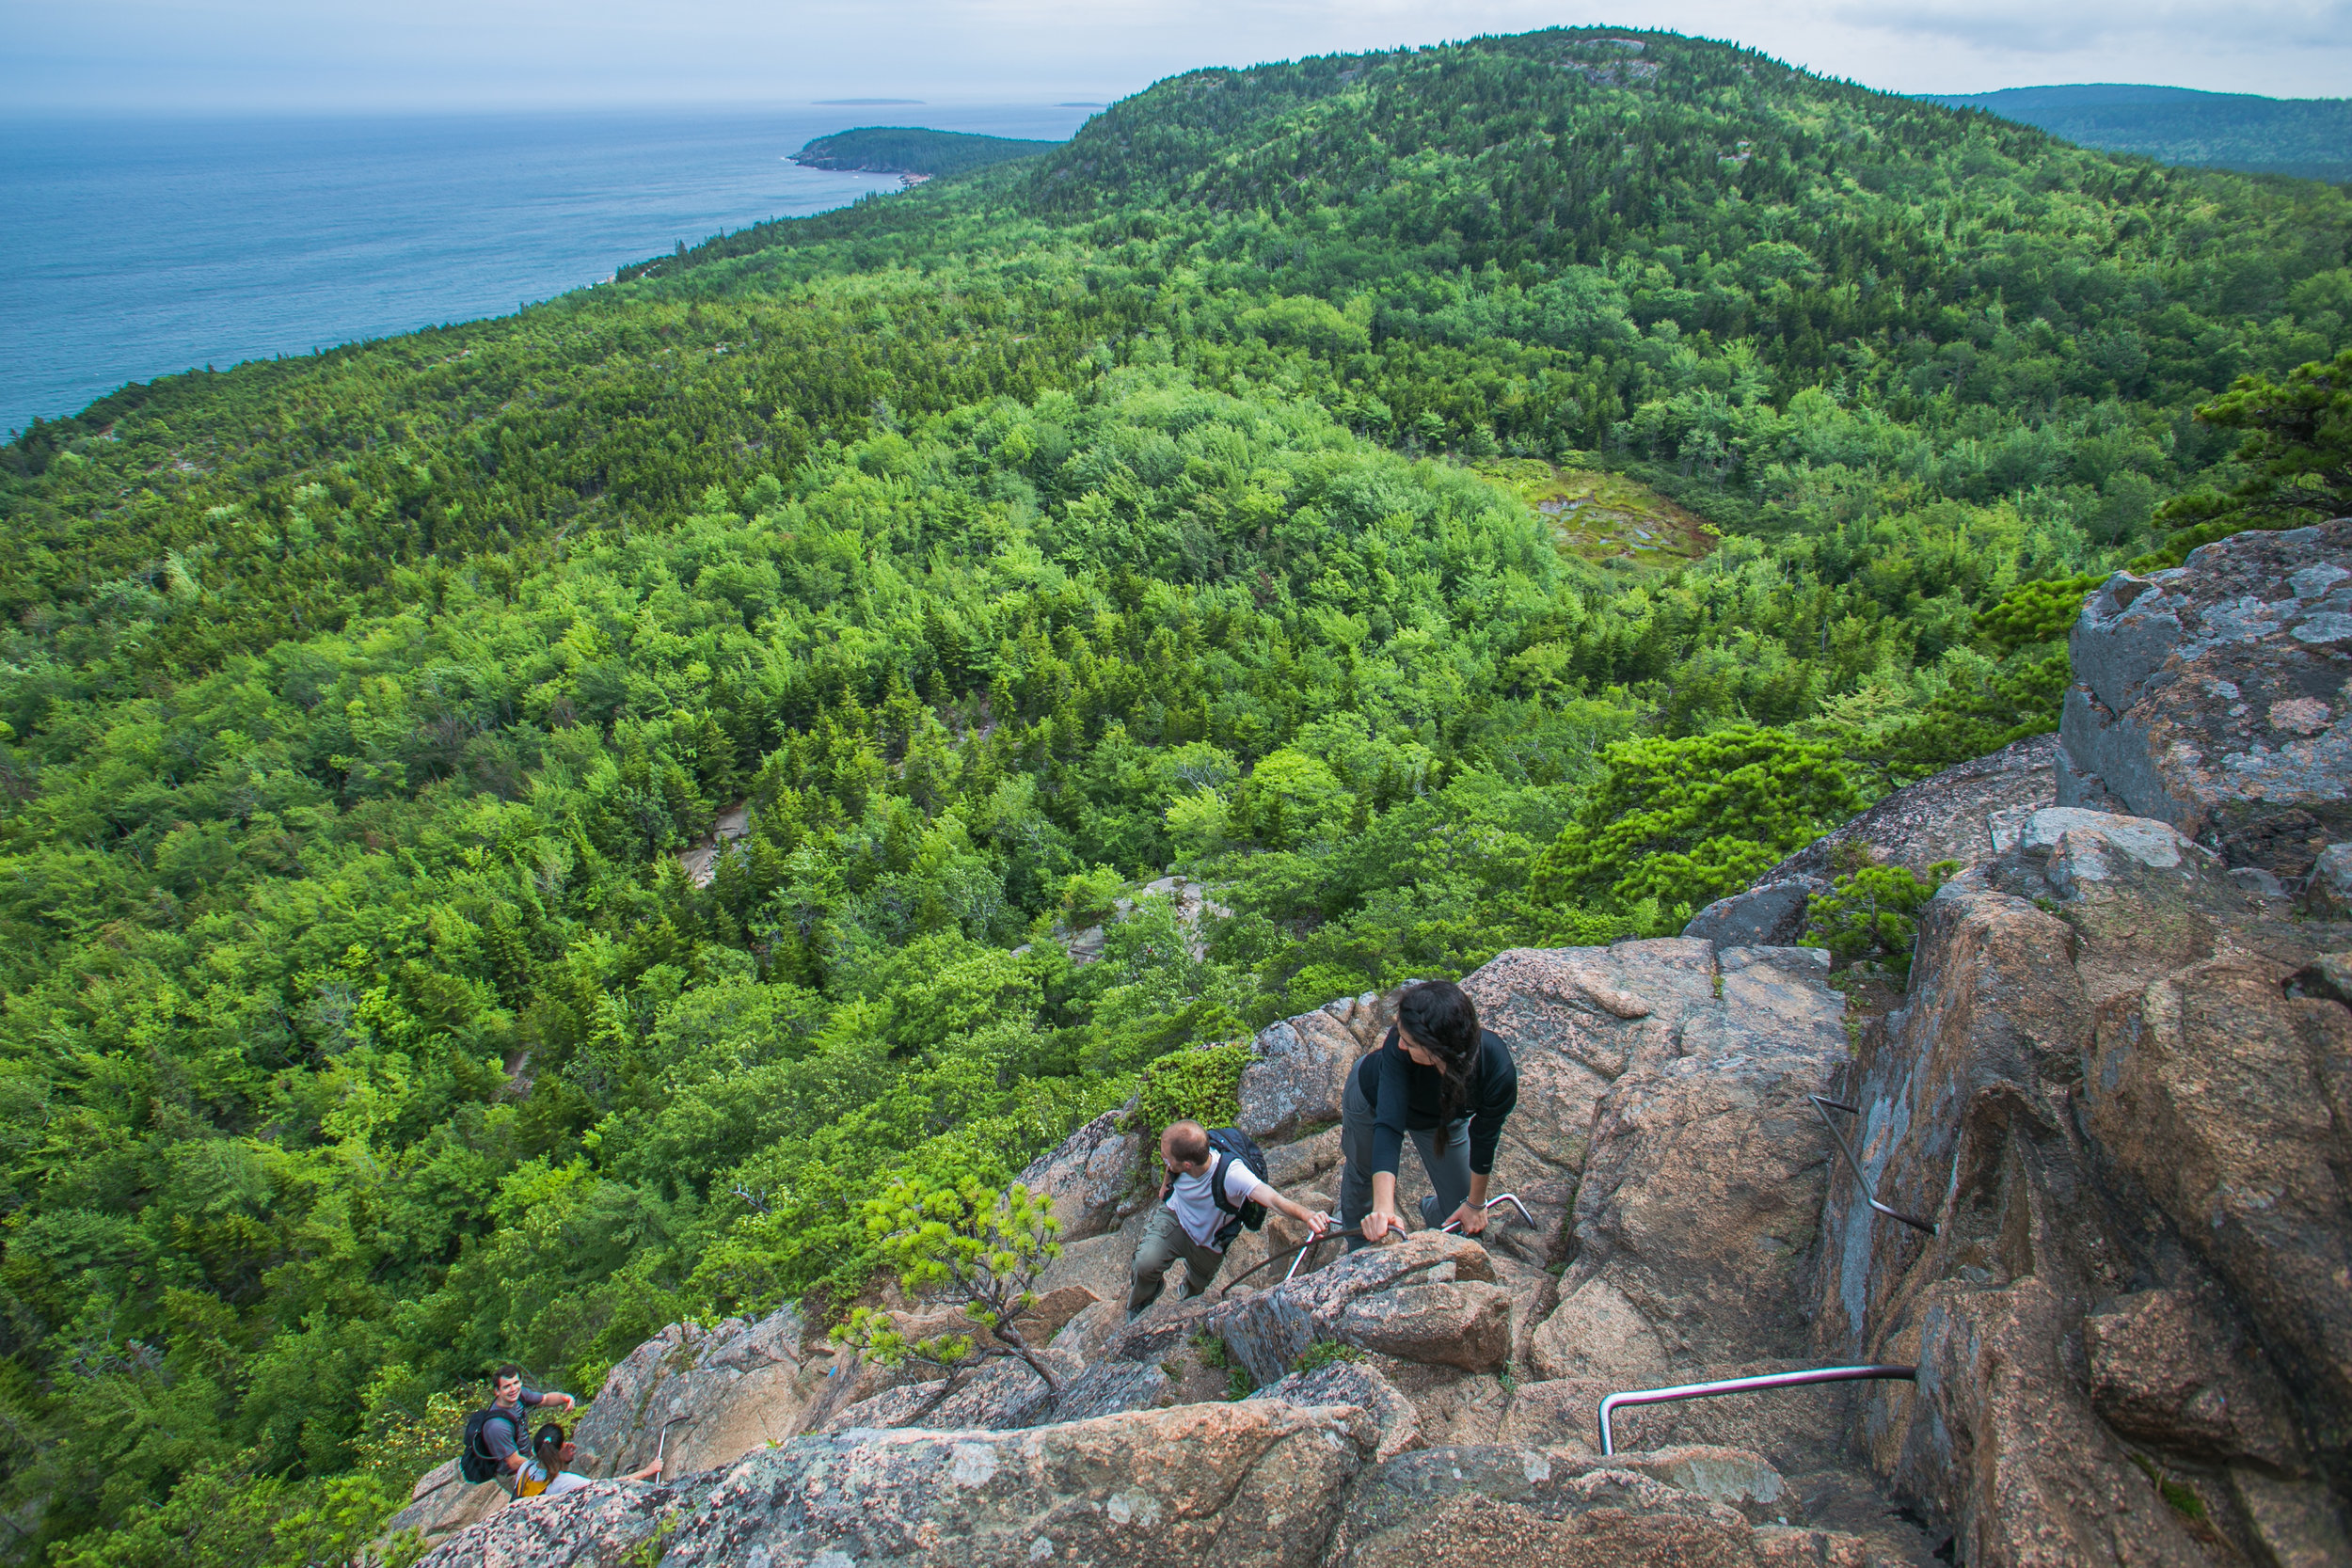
[1832,0,2352,59]
[4,0,2347,113]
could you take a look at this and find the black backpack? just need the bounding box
[1162,1127,1271,1248]
[458,1405,525,1485]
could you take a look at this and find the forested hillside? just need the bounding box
[2,27,2347,1565]
[1923,84,2352,186]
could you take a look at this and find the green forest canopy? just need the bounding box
[2,25,2348,1565]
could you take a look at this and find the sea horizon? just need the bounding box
[1,103,1094,436]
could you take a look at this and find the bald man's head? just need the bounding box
[1161,1120,1211,1170]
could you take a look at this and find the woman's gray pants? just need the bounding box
[1339,1071,1471,1252]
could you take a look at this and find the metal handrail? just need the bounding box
[1810,1096,1937,1236]
[1597,1364,1917,1455]
[1441,1192,1537,1233]
[1222,1191,1537,1293]
[1282,1212,1344,1284]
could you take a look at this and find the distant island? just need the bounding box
[790,125,1061,180]
[1920,83,2351,183]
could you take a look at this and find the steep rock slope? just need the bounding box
[401,533,2352,1568]
[1817,807,2350,1566]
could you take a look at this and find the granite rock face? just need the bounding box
[1213,1231,1500,1386]
[2058,519,2352,883]
[1527,945,1855,1473]
[1014,1107,1143,1243]
[413,1474,720,1568]
[1337,1281,1514,1372]
[1759,734,2058,890]
[1324,1445,1889,1568]
[410,754,2352,1567]
[658,1402,1378,1568]
[1454,941,1723,1265]
[1239,1006,1374,1143]
[375,1460,507,1554]
[1248,1360,1422,1461]
[1682,882,1815,949]
[1816,804,2352,1568]
[823,1348,1085,1434]
[570,1305,819,1480]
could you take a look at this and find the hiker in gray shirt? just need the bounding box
[481,1364,578,1480]
[1127,1119,1330,1317]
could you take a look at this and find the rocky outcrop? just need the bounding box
[570,1305,821,1479]
[660,1402,1378,1568]
[1056,874,1232,964]
[414,1473,721,1568]
[375,1460,506,1554]
[1239,1002,1379,1143]
[1817,804,2351,1567]
[1210,1231,1501,1385]
[677,802,752,889]
[1014,1108,1142,1243]
[1325,1444,1888,1567]
[2058,519,2352,882]
[417,690,2352,1568]
[1761,734,2058,890]
[1453,942,1724,1271]
[1248,1360,1422,1460]
[1525,945,1855,1474]
[1683,881,1814,949]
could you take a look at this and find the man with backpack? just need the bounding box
[460,1365,579,1489]
[1127,1119,1330,1319]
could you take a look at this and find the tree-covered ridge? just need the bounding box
[0,25,2345,1566]
[1921,84,2352,186]
[790,126,1061,179]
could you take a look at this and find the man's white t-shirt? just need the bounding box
[1165,1152,1263,1251]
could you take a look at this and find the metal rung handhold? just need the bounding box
[1811,1096,1937,1236]
[1599,1364,1916,1455]
[1438,1192,1536,1233]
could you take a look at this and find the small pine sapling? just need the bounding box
[1806,857,1962,975]
[834,1177,1066,1402]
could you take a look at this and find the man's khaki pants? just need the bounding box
[1127,1206,1224,1314]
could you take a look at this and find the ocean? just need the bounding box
[0,104,1095,436]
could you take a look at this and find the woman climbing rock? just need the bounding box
[1340,979,1519,1249]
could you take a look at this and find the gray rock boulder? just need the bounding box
[1248,1359,1422,1460]
[415,1474,719,1568]
[1044,1357,1174,1423]
[1527,944,1851,1472]
[1337,1281,1513,1372]
[1324,1444,1885,1568]
[1815,804,2352,1568]
[1214,1232,1498,1386]
[2058,519,2352,881]
[654,1401,1378,1568]
[1683,882,1815,949]
[570,1305,818,1480]
[1014,1107,1142,1243]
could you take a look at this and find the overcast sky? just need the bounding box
[8,0,2349,116]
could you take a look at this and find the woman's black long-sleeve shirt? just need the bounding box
[1350,1025,1519,1176]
